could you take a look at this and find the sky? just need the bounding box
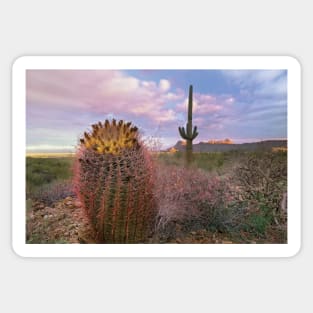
[26,69,287,152]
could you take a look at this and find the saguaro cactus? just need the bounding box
[73,119,156,243]
[178,85,199,165]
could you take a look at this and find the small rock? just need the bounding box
[190,231,196,236]
[43,215,49,219]
[221,240,233,244]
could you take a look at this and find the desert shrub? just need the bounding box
[156,151,184,167]
[234,151,287,231]
[31,180,75,206]
[193,152,224,171]
[153,165,237,240]
[157,152,224,170]
[157,151,243,173]
[247,213,270,236]
[26,157,74,196]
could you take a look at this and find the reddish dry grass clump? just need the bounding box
[153,165,235,240]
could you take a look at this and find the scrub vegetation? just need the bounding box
[26,145,287,244]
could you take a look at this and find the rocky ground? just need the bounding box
[26,197,265,244]
[26,197,239,244]
[26,197,96,244]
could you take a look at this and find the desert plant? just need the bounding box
[178,85,199,165]
[26,157,74,198]
[31,180,75,206]
[153,165,236,240]
[234,151,287,226]
[73,119,156,243]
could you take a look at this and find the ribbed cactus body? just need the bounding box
[74,119,156,243]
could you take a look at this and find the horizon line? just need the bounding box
[26,137,288,154]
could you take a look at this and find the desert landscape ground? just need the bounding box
[26,142,287,244]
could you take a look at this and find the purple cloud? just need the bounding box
[26,69,287,151]
[27,70,184,124]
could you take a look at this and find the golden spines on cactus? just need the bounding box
[80,119,140,154]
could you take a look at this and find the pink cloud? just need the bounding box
[27,70,184,124]
[176,93,234,115]
[159,79,171,91]
[206,123,224,130]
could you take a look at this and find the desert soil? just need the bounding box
[26,197,96,243]
[26,197,244,244]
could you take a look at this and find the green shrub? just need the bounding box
[157,152,226,172]
[26,157,74,198]
[234,151,287,225]
[247,213,271,237]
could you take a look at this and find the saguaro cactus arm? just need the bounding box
[178,125,198,140]
[178,126,187,139]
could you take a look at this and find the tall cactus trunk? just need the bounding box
[178,85,198,166]
[186,139,193,164]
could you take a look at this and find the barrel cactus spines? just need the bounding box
[74,119,156,243]
[178,85,199,165]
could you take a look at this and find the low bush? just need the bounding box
[157,152,226,171]
[221,151,288,242]
[26,157,74,196]
[234,151,287,227]
[153,165,238,240]
[30,180,75,206]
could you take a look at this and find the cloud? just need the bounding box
[176,93,233,115]
[26,70,187,149]
[175,92,237,138]
[27,70,184,126]
[216,69,287,137]
[159,79,171,91]
[26,69,288,150]
[222,70,285,85]
[222,69,287,99]
[254,74,287,97]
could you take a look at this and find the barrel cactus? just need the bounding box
[74,119,156,243]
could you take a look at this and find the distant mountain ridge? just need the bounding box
[169,140,287,153]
